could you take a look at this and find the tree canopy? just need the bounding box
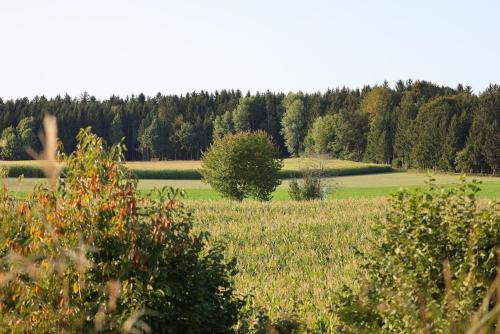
[0,81,498,174]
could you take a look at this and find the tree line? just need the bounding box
[0,80,498,174]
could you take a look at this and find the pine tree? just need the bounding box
[411,94,473,171]
[362,87,396,164]
[109,109,125,144]
[457,85,500,174]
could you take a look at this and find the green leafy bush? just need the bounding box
[288,173,322,201]
[0,128,243,333]
[200,131,283,201]
[288,162,324,201]
[334,177,500,333]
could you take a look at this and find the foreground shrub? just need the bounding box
[0,127,242,333]
[200,131,283,201]
[334,177,500,333]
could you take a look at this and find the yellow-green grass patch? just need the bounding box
[0,158,392,179]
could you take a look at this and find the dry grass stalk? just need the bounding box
[466,248,500,334]
[496,249,500,334]
[26,115,62,188]
[443,259,456,332]
[122,309,159,334]
[107,280,121,312]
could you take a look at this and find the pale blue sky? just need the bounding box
[1,0,498,99]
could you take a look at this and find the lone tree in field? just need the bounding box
[201,130,283,201]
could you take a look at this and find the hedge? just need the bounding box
[3,164,393,180]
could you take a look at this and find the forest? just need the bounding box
[0,80,498,174]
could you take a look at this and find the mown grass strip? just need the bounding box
[138,181,500,200]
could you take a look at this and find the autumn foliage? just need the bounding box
[0,128,242,333]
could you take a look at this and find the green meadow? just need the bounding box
[4,171,499,200]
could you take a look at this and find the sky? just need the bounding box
[1,0,499,99]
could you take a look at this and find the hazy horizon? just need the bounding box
[1,0,499,99]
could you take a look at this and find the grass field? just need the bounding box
[4,172,499,200]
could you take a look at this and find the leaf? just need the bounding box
[73,281,79,294]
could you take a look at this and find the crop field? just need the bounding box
[1,156,498,331]
[4,172,499,200]
[124,158,382,171]
[1,159,499,332]
[188,198,388,330]
[189,194,495,331]
[4,172,497,331]
[0,158,392,179]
